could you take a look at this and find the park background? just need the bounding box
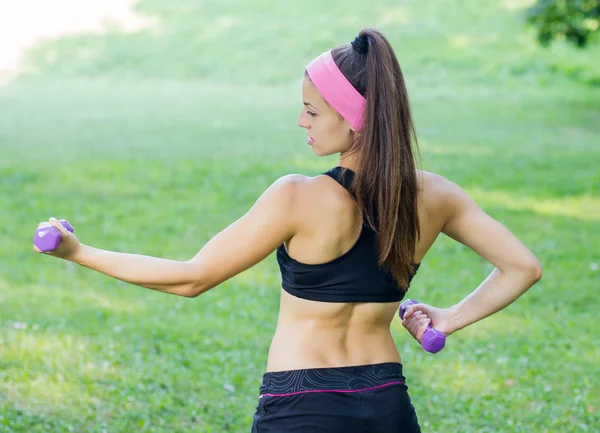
[1,0,598,432]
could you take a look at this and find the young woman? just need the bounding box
[34,28,542,432]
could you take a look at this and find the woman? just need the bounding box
[34,28,542,432]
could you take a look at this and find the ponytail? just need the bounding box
[331,28,420,289]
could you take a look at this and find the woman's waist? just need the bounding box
[266,323,401,372]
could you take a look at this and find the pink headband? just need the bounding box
[306,50,366,131]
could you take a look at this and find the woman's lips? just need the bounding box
[308,137,314,145]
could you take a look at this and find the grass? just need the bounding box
[1,0,599,431]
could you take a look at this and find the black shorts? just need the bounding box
[251,362,421,433]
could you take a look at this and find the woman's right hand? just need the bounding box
[33,217,82,262]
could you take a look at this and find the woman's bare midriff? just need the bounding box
[265,289,403,372]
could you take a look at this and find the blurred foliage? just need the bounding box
[527,0,600,47]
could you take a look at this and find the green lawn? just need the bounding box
[1,0,599,432]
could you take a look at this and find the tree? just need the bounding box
[526,0,600,47]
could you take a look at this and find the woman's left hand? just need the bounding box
[401,303,455,343]
[33,217,82,261]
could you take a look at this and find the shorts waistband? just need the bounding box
[259,362,405,396]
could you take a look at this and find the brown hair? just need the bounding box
[332,28,421,289]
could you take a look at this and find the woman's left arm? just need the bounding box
[34,175,301,298]
[437,181,544,334]
[403,177,543,339]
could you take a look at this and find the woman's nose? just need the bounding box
[297,114,310,129]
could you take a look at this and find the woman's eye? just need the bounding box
[307,111,316,117]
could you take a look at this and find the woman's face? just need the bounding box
[297,76,355,157]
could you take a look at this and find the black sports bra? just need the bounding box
[276,166,420,303]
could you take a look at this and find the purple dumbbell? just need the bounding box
[34,219,74,252]
[399,299,446,354]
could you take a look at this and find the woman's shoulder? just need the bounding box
[270,172,335,194]
[268,172,345,209]
[417,170,450,195]
[417,170,472,216]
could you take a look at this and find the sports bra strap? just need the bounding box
[323,166,355,193]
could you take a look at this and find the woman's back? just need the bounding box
[267,168,446,372]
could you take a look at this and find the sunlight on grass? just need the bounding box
[425,360,496,394]
[0,0,156,82]
[3,281,143,314]
[4,370,82,406]
[5,330,93,371]
[459,311,536,337]
[203,16,242,41]
[379,6,411,25]
[0,277,8,301]
[448,34,472,49]
[231,263,279,285]
[499,0,536,11]
[471,190,600,221]
[4,369,105,413]
[419,140,494,156]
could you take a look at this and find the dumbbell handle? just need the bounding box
[399,299,446,353]
[34,220,74,252]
